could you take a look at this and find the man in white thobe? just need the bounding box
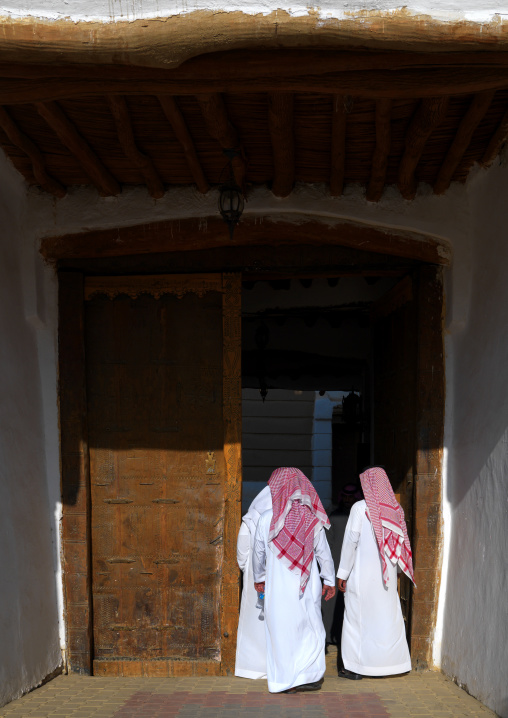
[252,467,336,694]
[235,486,272,679]
[337,466,415,679]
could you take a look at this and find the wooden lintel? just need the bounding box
[107,95,164,199]
[196,93,246,187]
[330,95,347,196]
[2,67,508,104]
[434,90,495,194]
[0,105,66,197]
[398,97,449,200]
[366,98,392,202]
[36,101,120,196]
[268,93,295,198]
[481,107,508,167]
[158,95,209,194]
[40,216,451,266]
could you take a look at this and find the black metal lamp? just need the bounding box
[219,148,244,240]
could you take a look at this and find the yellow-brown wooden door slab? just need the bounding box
[84,274,241,676]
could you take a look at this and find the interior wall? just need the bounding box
[0,156,63,707]
[436,160,508,718]
[241,388,315,512]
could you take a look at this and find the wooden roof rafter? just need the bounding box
[434,90,495,194]
[268,93,295,198]
[330,94,348,197]
[367,98,392,202]
[196,93,246,188]
[0,105,66,197]
[398,97,450,200]
[107,95,164,199]
[158,95,209,194]
[36,100,120,196]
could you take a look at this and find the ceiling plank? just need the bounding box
[330,94,347,196]
[268,93,295,198]
[196,93,246,187]
[36,101,120,196]
[434,90,495,194]
[0,105,66,197]
[40,215,451,266]
[398,97,449,200]
[158,95,209,194]
[107,95,164,199]
[366,98,392,202]
[481,107,508,167]
[3,68,508,104]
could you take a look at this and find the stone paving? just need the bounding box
[1,651,495,718]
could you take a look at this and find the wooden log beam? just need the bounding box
[0,105,66,197]
[196,93,246,187]
[7,51,508,81]
[367,98,392,202]
[268,93,295,198]
[40,215,451,266]
[2,67,508,104]
[481,107,508,167]
[398,97,449,200]
[330,94,347,196]
[36,101,120,196]
[107,95,164,199]
[158,95,209,194]
[434,90,495,195]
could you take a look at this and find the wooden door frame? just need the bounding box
[58,263,444,675]
[58,271,242,676]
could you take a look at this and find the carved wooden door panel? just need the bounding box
[84,274,241,677]
[372,275,417,636]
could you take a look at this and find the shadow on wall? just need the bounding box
[439,164,508,718]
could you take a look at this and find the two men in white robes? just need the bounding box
[337,466,415,679]
[252,467,336,693]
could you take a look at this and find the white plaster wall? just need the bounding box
[0,154,62,708]
[1,0,508,24]
[433,160,508,718]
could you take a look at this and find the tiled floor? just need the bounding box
[0,652,495,718]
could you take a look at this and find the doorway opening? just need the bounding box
[240,275,395,512]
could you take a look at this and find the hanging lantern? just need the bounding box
[219,148,244,240]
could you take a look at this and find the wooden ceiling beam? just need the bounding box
[40,215,451,266]
[158,95,209,194]
[366,98,392,202]
[330,94,347,196]
[398,97,449,200]
[6,51,508,81]
[0,105,66,198]
[268,93,295,198]
[107,95,164,199]
[2,68,508,104]
[434,90,495,195]
[481,107,508,167]
[36,101,120,196]
[196,93,246,187]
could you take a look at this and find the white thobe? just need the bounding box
[337,499,411,676]
[253,509,335,693]
[235,521,267,679]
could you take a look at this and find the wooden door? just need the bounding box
[84,274,241,676]
[372,274,417,636]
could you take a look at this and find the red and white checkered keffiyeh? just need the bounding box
[268,467,330,597]
[360,467,415,586]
